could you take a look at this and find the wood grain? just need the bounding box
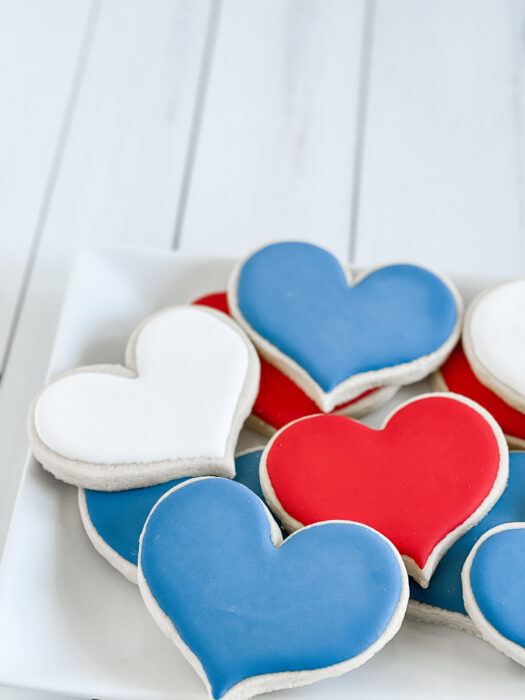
[353,0,524,276]
[0,0,92,371]
[0,0,211,546]
[179,0,367,260]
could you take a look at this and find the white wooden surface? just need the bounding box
[179,0,367,259]
[354,0,524,274]
[0,0,524,698]
[0,0,92,371]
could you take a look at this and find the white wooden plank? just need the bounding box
[179,0,367,260]
[0,0,211,548]
[0,0,92,370]
[354,0,523,276]
[34,0,211,258]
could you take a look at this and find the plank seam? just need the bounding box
[171,0,223,250]
[348,0,376,264]
[0,0,101,380]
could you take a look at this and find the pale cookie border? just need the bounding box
[137,477,409,700]
[28,306,260,491]
[410,433,525,631]
[463,281,525,413]
[462,522,525,666]
[432,370,525,450]
[77,447,266,584]
[259,392,509,588]
[246,384,399,438]
[227,248,463,412]
[406,600,478,636]
[78,487,138,584]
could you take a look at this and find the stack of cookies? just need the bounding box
[27,242,525,699]
[437,280,525,449]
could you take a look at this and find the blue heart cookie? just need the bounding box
[138,477,408,700]
[409,451,525,631]
[79,449,278,583]
[463,523,525,666]
[229,242,461,411]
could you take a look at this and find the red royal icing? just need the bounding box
[441,343,525,441]
[265,397,502,569]
[192,293,376,429]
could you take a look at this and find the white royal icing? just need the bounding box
[34,307,250,464]
[469,281,525,398]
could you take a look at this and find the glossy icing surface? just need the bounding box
[235,242,458,391]
[84,450,273,565]
[469,526,525,647]
[85,477,188,565]
[411,452,525,614]
[193,293,375,429]
[35,307,250,463]
[264,398,502,569]
[440,344,525,440]
[469,281,525,398]
[140,478,404,700]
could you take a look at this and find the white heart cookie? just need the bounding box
[29,306,260,490]
[463,281,525,413]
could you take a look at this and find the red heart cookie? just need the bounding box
[260,394,508,587]
[193,293,395,434]
[437,343,525,449]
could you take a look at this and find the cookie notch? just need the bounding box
[228,243,463,412]
[137,478,409,700]
[28,306,260,491]
[259,393,509,588]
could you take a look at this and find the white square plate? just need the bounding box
[0,246,522,699]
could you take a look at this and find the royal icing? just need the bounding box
[83,477,188,571]
[193,292,384,431]
[465,281,525,408]
[261,395,508,586]
[139,478,407,700]
[410,452,525,617]
[81,449,282,578]
[439,344,525,443]
[463,523,525,660]
[31,307,258,488]
[231,242,459,403]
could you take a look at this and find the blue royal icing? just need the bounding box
[410,452,525,615]
[84,477,188,566]
[469,527,525,648]
[84,449,278,567]
[236,242,458,392]
[139,478,404,700]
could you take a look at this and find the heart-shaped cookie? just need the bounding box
[463,523,525,666]
[228,242,462,411]
[436,343,525,449]
[260,394,508,587]
[29,306,259,490]
[409,451,525,631]
[193,292,398,435]
[138,478,408,700]
[79,448,283,583]
[463,281,525,413]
